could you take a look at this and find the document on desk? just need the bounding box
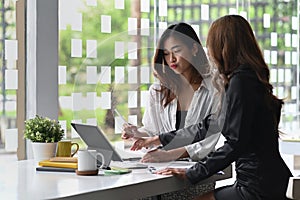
[147,161,225,175]
[147,161,197,173]
[115,147,145,160]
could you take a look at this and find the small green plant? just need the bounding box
[24,115,64,143]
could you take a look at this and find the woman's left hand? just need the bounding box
[141,149,174,163]
[155,168,187,179]
[130,136,160,151]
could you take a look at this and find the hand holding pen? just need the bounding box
[122,123,140,140]
[115,109,150,140]
[114,109,138,140]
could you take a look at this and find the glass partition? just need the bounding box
[0,0,18,153]
[0,0,298,158]
[57,0,299,149]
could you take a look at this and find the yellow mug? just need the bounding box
[56,140,79,157]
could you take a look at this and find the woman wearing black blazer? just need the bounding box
[132,15,293,200]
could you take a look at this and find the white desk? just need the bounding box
[0,160,232,200]
[279,139,300,171]
[279,139,300,155]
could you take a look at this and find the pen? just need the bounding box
[114,109,128,125]
[147,145,163,152]
[115,109,139,137]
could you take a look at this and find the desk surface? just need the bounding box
[0,160,232,200]
[279,139,300,155]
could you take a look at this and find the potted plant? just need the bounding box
[24,115,64,161]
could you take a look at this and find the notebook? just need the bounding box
[71,123,147,169]
[36,166,76,173]
[38,160,78,169]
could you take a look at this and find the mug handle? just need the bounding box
[71,143,80,157]
[96,153,105,169]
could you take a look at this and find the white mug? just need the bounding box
[77,150,105,171]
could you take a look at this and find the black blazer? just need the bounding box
[159,65,292,199]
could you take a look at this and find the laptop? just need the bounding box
[71,122,147,169]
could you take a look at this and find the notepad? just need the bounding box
[38,160,78,169]
[103,167,132,175]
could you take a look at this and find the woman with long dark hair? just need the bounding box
[133,15,293,200]
[122,23,221,198]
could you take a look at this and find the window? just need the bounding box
[58,0,300,149]
[0,0,18,153]
[0,0,299,157]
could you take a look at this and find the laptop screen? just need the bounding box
[70,123,123,162]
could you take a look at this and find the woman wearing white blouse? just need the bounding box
[122,23,221,199]
[122,22,220,162]
[134,76,220,162]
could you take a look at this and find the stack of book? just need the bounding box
[36,157,132,175]
[36,157,78,172]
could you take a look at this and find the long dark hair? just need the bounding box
[153,22,209,107]
[207,15,283,130]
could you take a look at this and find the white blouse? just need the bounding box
[139,76,221,160]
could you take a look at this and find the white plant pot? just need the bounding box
[31,142,57,161]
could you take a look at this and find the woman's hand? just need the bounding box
[121,130,134,140]
[155,168,187,179]
[121,123,139,140]
[130,136,161,151]
[141,147,189,163]
[141,149,175,163]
